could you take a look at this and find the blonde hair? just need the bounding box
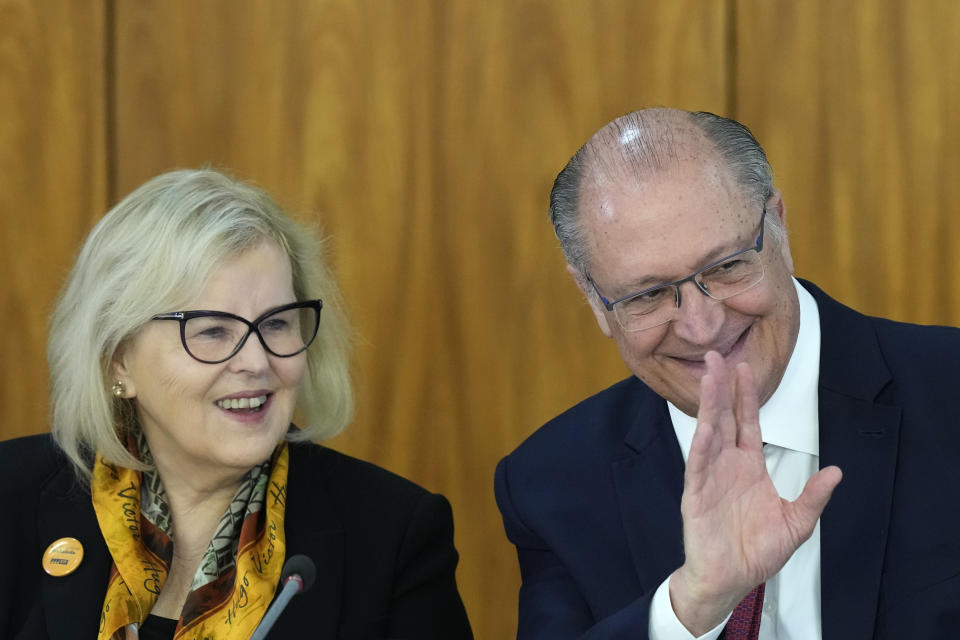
[49,169,353,480]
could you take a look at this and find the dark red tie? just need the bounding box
[717,583,765,640]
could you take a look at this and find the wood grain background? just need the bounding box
[2,1,958,637]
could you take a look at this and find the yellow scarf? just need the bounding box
[91,442,289,639]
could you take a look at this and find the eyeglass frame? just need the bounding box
[151,299,323,364]
[586,208,767,332]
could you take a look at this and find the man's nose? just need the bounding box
[670,280,725,345]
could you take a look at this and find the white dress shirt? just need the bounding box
[649,278,822,640]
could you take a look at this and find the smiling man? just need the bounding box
[494,108,960,639]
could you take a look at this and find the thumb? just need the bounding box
[785,465,843,540]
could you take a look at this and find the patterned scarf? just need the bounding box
[91,435,289,639]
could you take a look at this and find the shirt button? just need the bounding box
[763,600,777,614]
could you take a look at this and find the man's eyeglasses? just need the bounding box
[587,209,767,333]
[152,299,322,364]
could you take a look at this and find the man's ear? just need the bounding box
[566,264,613,338]
[767,190,794,273]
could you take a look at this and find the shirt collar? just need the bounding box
[668,277,821,460]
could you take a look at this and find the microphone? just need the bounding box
[249,555,316,640]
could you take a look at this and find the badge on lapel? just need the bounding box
[42,537,84,576]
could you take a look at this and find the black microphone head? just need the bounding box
[280,554,316,593]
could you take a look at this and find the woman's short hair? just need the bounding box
[49,168,353,480]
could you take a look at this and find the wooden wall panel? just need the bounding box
[735,0,960,326]
[10,0,959,635]
[0,0,106,440]
[112,1,727,635]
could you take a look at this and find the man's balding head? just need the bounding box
[549,109,778,276]
[550,108,799,415]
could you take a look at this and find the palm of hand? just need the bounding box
[676,351,842,609]
[682,435,808,596]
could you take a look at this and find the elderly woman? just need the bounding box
[0,169,472,639]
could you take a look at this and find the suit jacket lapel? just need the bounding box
[805,281,900,640]
[37,466,111,640]
[267,443,345,638]
[614,392,686,595]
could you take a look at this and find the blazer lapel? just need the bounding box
[806,281,900,640]
[819,390,899,640]
[37,467,111,640]
[267,443,345,638]
[613,395,686,595]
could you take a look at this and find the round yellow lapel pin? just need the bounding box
[42,537,84,576]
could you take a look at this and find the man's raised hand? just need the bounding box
[668,351,842,634]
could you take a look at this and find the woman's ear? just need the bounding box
[110,344,137,398]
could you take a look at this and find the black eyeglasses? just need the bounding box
[587,209,767,332]
[152,299,322,364]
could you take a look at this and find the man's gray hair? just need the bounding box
[549,109,781,276]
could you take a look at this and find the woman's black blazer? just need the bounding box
[0,433,473,639]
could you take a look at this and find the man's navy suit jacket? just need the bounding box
[495,280,960,639]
